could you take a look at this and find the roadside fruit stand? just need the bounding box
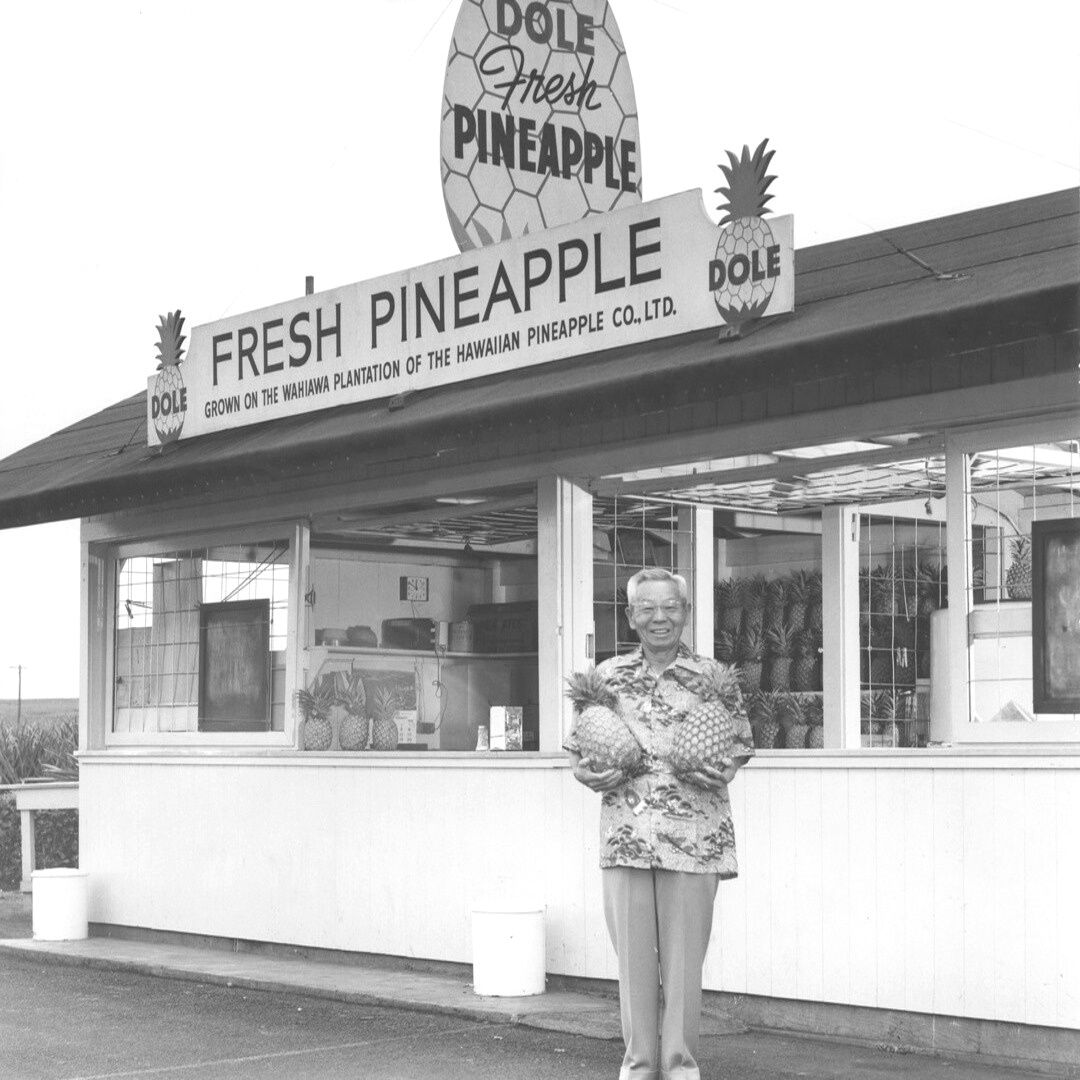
[0,1,1077,1068]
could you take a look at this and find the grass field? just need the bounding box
[0,700,78,728]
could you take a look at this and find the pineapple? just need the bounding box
[750,690,781,749]
[777,693,809,750]
[336,666,369,751]
[804,695,825,748]
[296,677,335,751]
[740,575,767,634]
[785,570,810,631]
[872,690,900,747]
[715,578,743,635]
[737,624,765,691]
[791,629,819,692]
[917,561,947,616]
[1005,537,1032,599]
[806,570,823,632]
[669,662,746,775]
[763,577,787,635]
[764,619,796,691]
[565,669,643,775]
[151,310,187,444]
[371,686,400,751]
[715,629,737,664]
[712,139,780,329]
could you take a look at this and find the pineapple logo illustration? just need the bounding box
[710,138,780,331]
[151,310,187,444]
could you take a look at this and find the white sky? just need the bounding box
[0,0,1077,699]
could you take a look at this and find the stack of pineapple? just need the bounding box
[713,568,825,748]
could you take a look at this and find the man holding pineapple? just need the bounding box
[565,568,754,1080]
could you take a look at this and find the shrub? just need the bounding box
[0,713,79,892]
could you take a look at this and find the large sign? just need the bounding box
[441,0,640,252]
[146,191,793,446]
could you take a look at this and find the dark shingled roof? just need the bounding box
[1,188,1077,529]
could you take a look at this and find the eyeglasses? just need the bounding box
[630,601,686,618]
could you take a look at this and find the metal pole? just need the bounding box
[9,665,24,723]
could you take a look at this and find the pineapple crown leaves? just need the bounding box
[154,310,186,370]
[334,665,368,716]
[295,677,335,721]
[764,577,788,608]
[785,570,810,605]
[714,138,776,225]
[714,629,737,662]
[715,577,743,607]
[776,692,805,726]
[565,668,618,712]
[741,574,769,610]
[373,685,402,720]
[765,619,798,657]
[737,624,766,661]
[696,660,744,705]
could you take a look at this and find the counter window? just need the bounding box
[113,541,291,734]
[964,440,1080,723]
[307,491,538,751]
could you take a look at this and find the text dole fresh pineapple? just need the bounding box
[565,668,643,776]
[669,663,747,775]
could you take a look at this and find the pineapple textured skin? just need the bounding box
[574,706,644,774]
[669,663,746,775]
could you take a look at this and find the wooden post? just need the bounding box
[944,442,971,740]
[822,506,861,748]
[287,520,312,746]
[537,477,593,752]
[19,807,34,892]
[678,505,714,657]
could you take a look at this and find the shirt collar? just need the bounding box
[613,643,707,675]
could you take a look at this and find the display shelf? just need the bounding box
[309,645,537,661]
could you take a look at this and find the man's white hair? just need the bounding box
[626,567,689,606]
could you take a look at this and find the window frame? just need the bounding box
[96,521,305,749]
[945,417,1080,745]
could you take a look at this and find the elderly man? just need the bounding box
[566,567,754,1080]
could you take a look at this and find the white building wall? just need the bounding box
[80,753,1080,1031]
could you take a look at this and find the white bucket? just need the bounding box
[471,907,546,996]
[31,868,89,940]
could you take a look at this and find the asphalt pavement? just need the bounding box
[0,891,1063,1080]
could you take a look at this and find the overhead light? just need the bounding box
[435,496,487,505]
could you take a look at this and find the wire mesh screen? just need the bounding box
[592,496,696,662]
[859,514,947,747]
[965,440,1080,723]
[114,542,290,734]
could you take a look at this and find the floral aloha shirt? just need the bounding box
[565,644,754,877]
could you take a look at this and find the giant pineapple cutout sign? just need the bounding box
[708,138,793,334]
[441,0,641,251]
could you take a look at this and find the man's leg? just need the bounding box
[655,870,720,1080]
[602,867,662,1080]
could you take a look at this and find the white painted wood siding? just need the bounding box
[80,755,1080,1029]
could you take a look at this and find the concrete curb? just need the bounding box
[0,938,744,1043]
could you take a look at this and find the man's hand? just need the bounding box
[571,754,626,792]
[683,756,745,790]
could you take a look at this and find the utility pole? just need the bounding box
[9,665,25,723]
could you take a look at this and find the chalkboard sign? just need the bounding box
[1032,518,1080,714]
[199,599,271,731]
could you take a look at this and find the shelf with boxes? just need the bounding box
[305,547,540,753]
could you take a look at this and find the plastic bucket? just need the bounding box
[31,868,89,940]
[471,907,545,996]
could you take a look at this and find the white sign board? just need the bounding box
[147,190,793,446]
[440,0,641,251]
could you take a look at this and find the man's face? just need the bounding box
[627,579,689,652]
